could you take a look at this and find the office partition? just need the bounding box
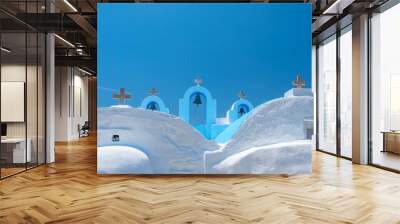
[0,1,47,179]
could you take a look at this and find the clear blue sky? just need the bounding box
[98,3,311,117]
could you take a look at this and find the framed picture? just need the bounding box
[97,3,312,174]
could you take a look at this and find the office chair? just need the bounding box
[79,121,90,138]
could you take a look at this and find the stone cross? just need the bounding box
[292,74,306,88]
[112,88,132,105]
[238,90,246,99]
[149,87,158,96]
[194,78,202,86]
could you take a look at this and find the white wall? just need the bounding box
[1,63,47,164]
[55,67,89,141]
[71,72,89,138]
[1,65,39,137]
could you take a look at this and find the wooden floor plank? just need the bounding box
[1,135,400,223]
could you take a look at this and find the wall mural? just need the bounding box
[97,3,313,174]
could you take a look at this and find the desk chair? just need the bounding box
[79,121,90,138]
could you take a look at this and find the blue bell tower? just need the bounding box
[226,90,254,123]
[179,78,217,139]
[140,88,169,113]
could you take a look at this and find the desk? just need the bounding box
[1,138,31,163]
[382,131,400,155]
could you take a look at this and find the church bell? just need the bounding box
[238,107,246,116]
[193,93,202,106]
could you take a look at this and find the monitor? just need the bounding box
[1,123,7,137]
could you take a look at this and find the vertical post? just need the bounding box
[315,45,320,150]
[336,29,341,156]
[25,2,28,170]
[367,12,373,165]
[0,25,2,179]
[46,1,56,163]
[352,14,369,164]
[311,46,315,149]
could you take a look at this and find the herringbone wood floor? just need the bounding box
[1,136,400,224]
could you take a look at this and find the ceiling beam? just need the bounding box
[322,0,356,14]
[55,55,96,72]
[67,13,97,46]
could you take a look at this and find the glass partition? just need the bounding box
[316,25,354,159]
[1,31,28,177]
[370,3,400,171]
[0,1,46,179]
[317,35,337,154]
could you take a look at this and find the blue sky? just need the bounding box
[98,3,311,117]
